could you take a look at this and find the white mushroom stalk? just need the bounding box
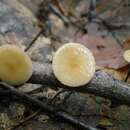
[52,43,96,87]
[0,45,32,85]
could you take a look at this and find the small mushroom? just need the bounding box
[52,43,95,87]
[0,45,32,85]
[123,50,130,62]
[123,50,130,82]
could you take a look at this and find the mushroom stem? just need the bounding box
[29,62,130,106]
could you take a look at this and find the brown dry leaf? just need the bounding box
[100,64,130,84]
[76,35,127,69]
[101,66,127,81]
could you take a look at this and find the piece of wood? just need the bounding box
[29,62,130,106]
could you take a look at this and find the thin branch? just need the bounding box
[11,109,41,130]
[52,0,67,17]
[49,88,66,104]
[49,4,69,26]
[25,29,44,52]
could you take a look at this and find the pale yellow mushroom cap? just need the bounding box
[123,50,130,62]
[52,43,96,87]
[0,45,32,85]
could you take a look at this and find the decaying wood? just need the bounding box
[29,62,130,106]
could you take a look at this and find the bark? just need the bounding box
[29,62,130,105]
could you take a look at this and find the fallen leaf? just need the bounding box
[50,14,127,69]
[101,66,128,81]
[76,35,127,69]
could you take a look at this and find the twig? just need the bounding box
[0,82,99,130]
[11,109,41,130]
[49,4,87,33]
[49,4,69,26]
[52,0,67,16]
[49,88,67,104]
[87,0,97,22]
[25,29,44,52]
[97,21,127,30]
[27,85,47,94]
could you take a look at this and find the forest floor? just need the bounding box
[0,0,130,130]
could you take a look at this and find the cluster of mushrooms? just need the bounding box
[0,43,96,87]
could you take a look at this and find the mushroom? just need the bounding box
[0,45,32,85]
[52,43,95,87]
[123,50,130,82]
[123,50,130,62]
